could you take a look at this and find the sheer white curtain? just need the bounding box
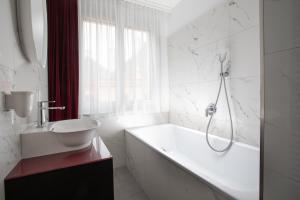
[79,0,166,115]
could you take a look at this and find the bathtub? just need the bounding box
[125,124,259,200]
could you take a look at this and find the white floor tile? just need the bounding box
[114,167,149,200]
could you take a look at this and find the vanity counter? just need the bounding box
[5,136,111,180]
[5,136,114,200]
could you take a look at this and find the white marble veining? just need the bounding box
[168,0,260,146]
[0,0,48,199]
[169,0,259,52]
[264,0,300,54]
[263,0,300,196]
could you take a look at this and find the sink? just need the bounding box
[50,119,100,147]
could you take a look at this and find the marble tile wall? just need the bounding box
[0,0,48,199]
[263,0,300,199]
[168,0,260,146]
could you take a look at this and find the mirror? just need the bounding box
[17,0,47,68]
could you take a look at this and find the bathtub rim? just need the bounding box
[125,123,260,200]
[125,126,236,199]
[126,123,260,152]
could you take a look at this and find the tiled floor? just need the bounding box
[114,167,149,200]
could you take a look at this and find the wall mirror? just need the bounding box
[17,0,48,68]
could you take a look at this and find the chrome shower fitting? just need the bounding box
[205,103,217,117]
[219,53,230,78]
[220,71,229,78]
[205,52,234,152]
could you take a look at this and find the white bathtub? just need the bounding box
[125,124,259,200]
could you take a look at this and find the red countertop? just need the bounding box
[5,136,112,181]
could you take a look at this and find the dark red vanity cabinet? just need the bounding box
[4,137,114,200]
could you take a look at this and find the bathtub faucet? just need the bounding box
[205,103,217,117]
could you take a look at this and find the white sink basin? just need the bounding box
[50,119,99,147]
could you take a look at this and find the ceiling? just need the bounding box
[125,0,183,12]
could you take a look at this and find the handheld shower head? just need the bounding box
[218,52,227,64]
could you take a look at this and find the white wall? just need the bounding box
[168,0,225,36]
[0,0,48,199]
[263,0,300,199]
[168,0,261,146]
[94,113,168,168]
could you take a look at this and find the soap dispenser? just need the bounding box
[4,91,34,118]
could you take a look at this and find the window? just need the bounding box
[79,0,164,115]
[81,21,116,114]
[123,28,152,109]
[80,20,157,115]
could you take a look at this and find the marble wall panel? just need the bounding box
[168,0,260,146]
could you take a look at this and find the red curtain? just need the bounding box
[47,0,79,121]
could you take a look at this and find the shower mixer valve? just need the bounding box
[205,103,217,117]
[220,71,229,77]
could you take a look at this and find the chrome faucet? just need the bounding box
[205,103,217,117]
[37,100,65,127]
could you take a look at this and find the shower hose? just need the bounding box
[205,55,234,152]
